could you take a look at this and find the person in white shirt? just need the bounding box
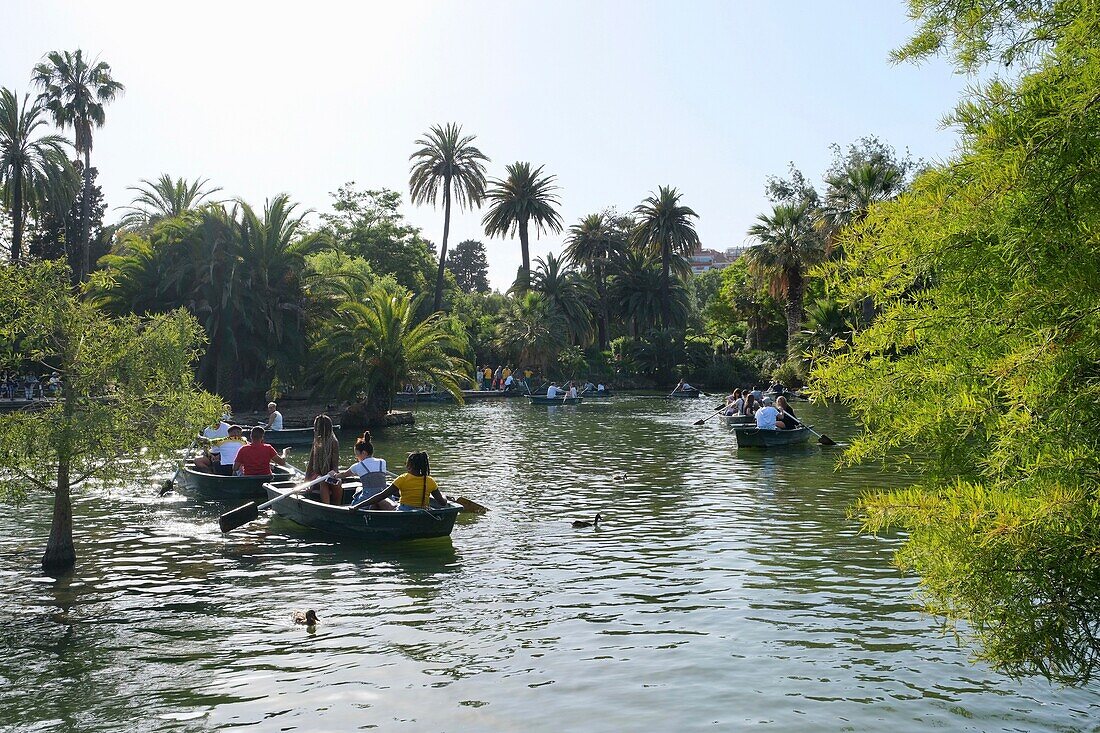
[265,402,284,431]
[504,374,515,392]
[597,383,606,393]
[546,383,561,399]
[214,425,248,475]
[195,419,232,471]
[338,431,398,509]
[566,382,579,399]
[754,397,788,430]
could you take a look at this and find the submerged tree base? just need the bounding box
[339,402,414,430]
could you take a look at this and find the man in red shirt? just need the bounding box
[234,426,290,476]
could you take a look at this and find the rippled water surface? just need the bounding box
[2,396,1098,732]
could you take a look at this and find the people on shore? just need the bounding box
[264,402,284,431]
[305,414,342,505]
[234,426,290,476]
[359,450,448,511]
[482,365,492,390]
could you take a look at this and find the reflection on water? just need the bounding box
[1,396,1097,732]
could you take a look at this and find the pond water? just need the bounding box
[1,396,1097,732]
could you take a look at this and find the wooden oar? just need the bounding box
[218,474,329,533]
[455,496,489,514]
[160,439,198,494]
[780,409,836,446]
[693,405,729,426]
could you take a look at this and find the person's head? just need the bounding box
[733,389,742,399]
[355,430,374,458]
[763,396,775,407]
[313,413,334,441]
[406,450,430,477]
[267,401,277,413]
[776,396,789,411]
[228,425,243,440]
[251,426,265,443]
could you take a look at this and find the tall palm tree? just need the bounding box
[408,123,489,313]
[0,88,73,263]
[316,286,470,422]
[631,186,700,328]
[32,50,124,281]
[529,252,595,345]
[744,201,825,352]
[564,213,622,349]
[482,162,563,290]
[118,174,222,231]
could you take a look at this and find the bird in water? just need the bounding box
[292,609,319,625]
[613,472,627,481]
[572,513,602,528]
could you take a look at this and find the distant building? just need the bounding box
[689,246,747,275]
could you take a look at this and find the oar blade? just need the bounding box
[817,434,837,446]
[456,497,488,514]
[219,501,260,533]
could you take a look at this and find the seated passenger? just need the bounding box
[566,382,579,399]
[195,417,231,471]
[359,450,448,511]
[775,396,798,430]
[264,402,284,431]
[341,431,397,509]
[724,389,743,416]
[305,414,341,505]
[234,426,290,476]
[215,425,248,475]
[754,397,788,431]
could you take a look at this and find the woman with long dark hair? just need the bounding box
[306,414,342,504]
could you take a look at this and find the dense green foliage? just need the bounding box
[445,239,490,293]
[0,261,219,570]
[812,0,1100,683]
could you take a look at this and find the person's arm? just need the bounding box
[271,446,289,467]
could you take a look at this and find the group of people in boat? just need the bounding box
[197,410,448,512]
[723,388,801,430]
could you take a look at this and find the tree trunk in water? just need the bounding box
[43,393,77,573]
[518,217,530,291]
[785,267,805,355]
[79,151,92,282]
[660,244,671,329]
[433,184,452,313]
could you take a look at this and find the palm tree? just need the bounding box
[316,286,470,422]
[564,213,622,349]
[118,174,222,231]
[631,186,700,328]
[744,201,826,352]
[495,292,567,374]
[818,161,904,245]
[0,88,73,263]
[408,123,489,313]
[529,252,595,345]
[32,50,124,281]
[482,162,563,289]
[609,248,690,337]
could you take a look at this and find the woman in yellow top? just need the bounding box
[360,450,448,511]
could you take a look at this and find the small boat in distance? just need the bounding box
[261,479,462,541]
[528,395,583,406]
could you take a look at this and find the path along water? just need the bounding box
[0,396,1097,731]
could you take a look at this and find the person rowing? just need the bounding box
[724,389,743,416]
[754,396,789,431]
[566,382,579,399]
[234,426,290,475]
[264,402,284,431]
[674,378,696,394]
[546,382,562,399]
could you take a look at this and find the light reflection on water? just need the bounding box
[1,395,1097,732]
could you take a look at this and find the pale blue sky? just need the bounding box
[2,1,969,289]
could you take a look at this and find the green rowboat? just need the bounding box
[732,425,813,448]
[179,462,297,501]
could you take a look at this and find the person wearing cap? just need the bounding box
[754,396,788,430]
[264,402,284,431]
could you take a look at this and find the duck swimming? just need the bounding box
[292,609,319,625]
[572,513,602,528]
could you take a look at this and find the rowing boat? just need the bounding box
[580,390,612,398]
[262,479,461,541]
[528,395,583,405]
[179,462,297,500]
[732,425,813,448]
